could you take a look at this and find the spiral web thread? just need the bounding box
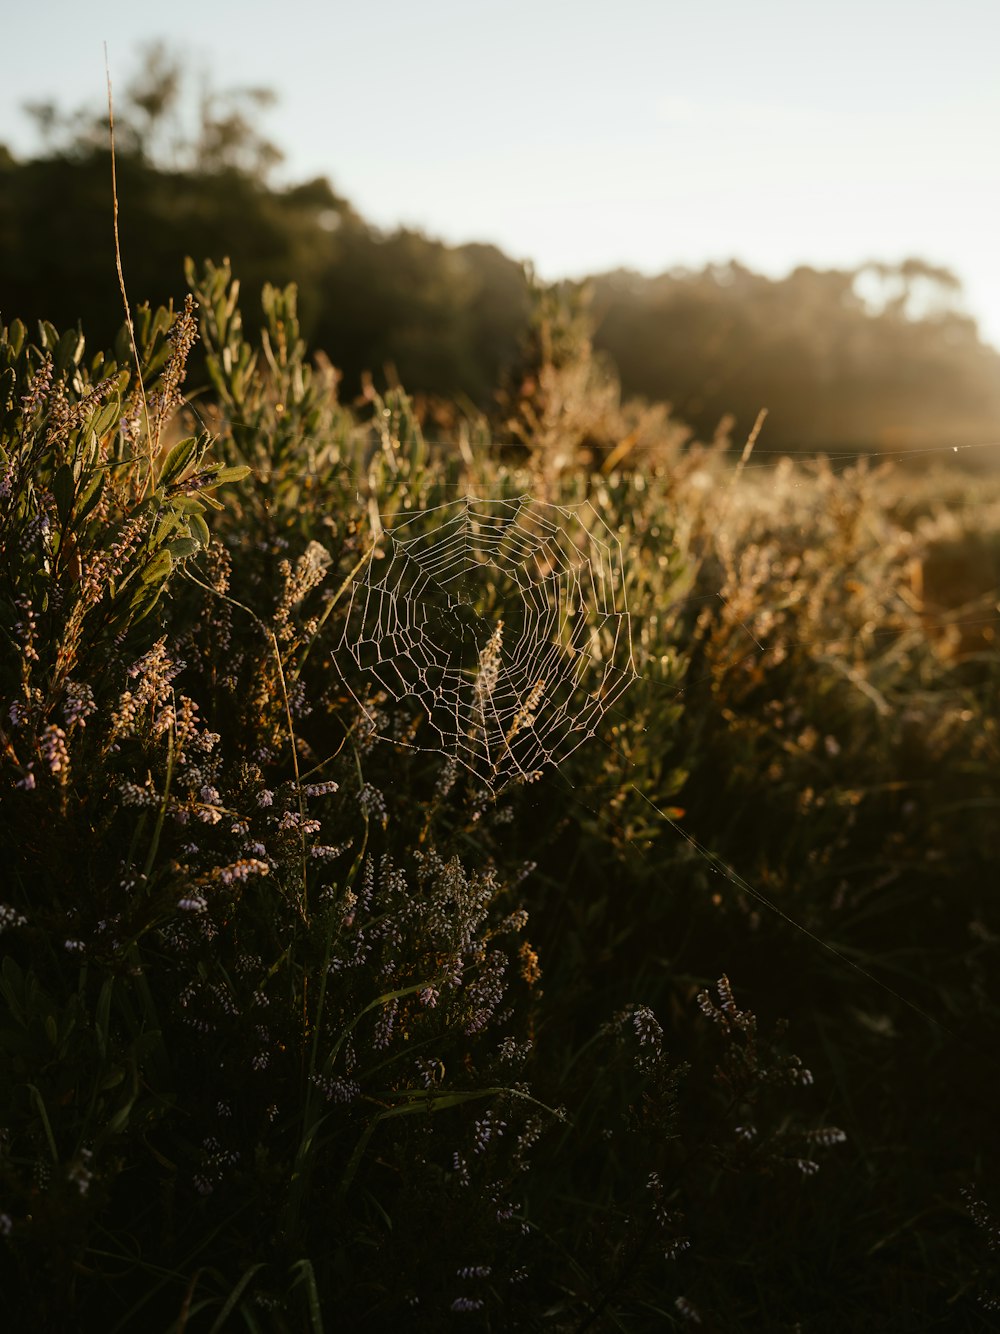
[339,494,637,790]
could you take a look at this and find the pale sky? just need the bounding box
[5,0,1000,347]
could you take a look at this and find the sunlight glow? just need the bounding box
[5,0,1000,346]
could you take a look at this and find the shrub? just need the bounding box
[1,263,997,1330]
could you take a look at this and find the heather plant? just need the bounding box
[519,977,849,1330]
[1,262,998,1332]
[0,294,558,1327]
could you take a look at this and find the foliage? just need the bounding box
[0,261,999,1332]
[4,45,1000,452]
[590,259,1000,452]
[24,39,284,178]
[0,41,530,408]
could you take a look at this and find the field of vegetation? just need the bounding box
[1,254,999,1332]
[7,44,1000,459]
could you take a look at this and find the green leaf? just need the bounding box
[54,327,84,377]
[142,340,174,380]
[90,398,121,440]
[28,1084,59,1162]
[107,1101,134,1135]
[95,978,113,1062]
[170,495,207,513]
[377,1087,499,1118]
[140,549,173,586]
[52,464,75,525]
[158,436,199,490]
[165,537,200,562]
[128,577,167,625]
[188,513,211,549]
[114,325,132,366]
[152,510,185,545]
[205,358,231,404]
[149,305,173,343]
[77,470,106,524]
[207,1265,266,1334]
[208,465,252,486]
[134,305,152,348]
[7,319,26,358]
[289,1260,324,1334]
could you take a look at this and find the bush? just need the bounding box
[1,264,998,1330]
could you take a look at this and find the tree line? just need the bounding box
[3,43,999,454]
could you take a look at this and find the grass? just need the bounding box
[0,258,998,1330]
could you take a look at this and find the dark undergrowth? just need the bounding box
[1,261,998,1330]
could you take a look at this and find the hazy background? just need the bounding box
[5,0,1000,340]
[3,0,1000,454]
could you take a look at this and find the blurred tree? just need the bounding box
[590,260,1000,452]
[122,40,183,164]
[22,42,285,178]
[0,44,529,403]
[3,43,1000,449]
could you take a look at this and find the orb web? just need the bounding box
[338,494,637,789]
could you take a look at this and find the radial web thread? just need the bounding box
[339,494,637,789]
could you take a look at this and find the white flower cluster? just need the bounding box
[0,903,27,933]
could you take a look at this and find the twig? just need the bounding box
[104,45,153,496]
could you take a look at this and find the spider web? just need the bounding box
[338,494,636,789]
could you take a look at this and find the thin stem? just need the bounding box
[104,49,153,499]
